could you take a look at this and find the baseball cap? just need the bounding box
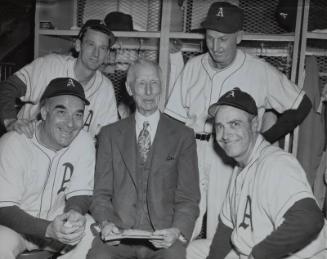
[41,77,90,105]
[201,2,244,33]
[104,12,134,31]
[78,19,116,47]
[208,88,257,117]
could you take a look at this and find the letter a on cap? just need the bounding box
[216,7,224,17]
[226,90,235,98]
[67,78,75,87]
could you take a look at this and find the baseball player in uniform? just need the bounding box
[207,88,326,259]
[0,78,95,258]
[164,2,312,258]
[0,19,118,139]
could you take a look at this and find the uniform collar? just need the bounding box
[236,134,269,172]
[202,49,245,78]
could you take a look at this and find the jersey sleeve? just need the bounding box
[14,55,51,102]
[265,63,304,113]
[0,134,26,208]
[261,153,314,226]
[164,62,190,122]
[65,132,96,198]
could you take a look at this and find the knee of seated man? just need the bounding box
[186,239,211,259]
[157,241,186,259]
[0,225,26,257]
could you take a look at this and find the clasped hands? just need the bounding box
[45,209,86,246]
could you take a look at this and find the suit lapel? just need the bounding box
[116,116,137,185]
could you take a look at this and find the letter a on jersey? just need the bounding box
[239,195,253,231]
[216,7,224,17]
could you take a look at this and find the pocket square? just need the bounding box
[166,155,175,161]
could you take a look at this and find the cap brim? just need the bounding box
[42,92,90,105]
[208,101,257,118]
[201,20,241,33]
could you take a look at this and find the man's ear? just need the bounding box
[125,82,133,96]
[40,105,47,121]
[75,39,82,53]
[251,116,259,133]
[236,30,243,44]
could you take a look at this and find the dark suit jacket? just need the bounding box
[91,113,200,241]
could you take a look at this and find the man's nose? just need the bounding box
[65,115,74,128]
[145,84,152,96]
[92,47,100,57]
[213,38,221,52]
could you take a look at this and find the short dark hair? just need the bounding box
[78,19,116,47]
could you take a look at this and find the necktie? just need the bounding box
[138,121,151,162]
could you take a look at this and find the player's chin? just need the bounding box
[58,134,77,147]
[222,145,240,158]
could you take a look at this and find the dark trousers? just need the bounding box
[87,236,186,259]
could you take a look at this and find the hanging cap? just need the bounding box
[104,12,135,31]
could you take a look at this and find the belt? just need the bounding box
[195,133,211,141]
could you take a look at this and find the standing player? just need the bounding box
[0,19,118,139]
[164,2,312,258]
[0,77,95,258]
[207,88,326,259]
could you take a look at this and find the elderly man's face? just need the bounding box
[206,29,239,69]
[130,63,161,116]
[40,95,85,151]
[214,105,258,166]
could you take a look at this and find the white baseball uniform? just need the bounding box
[220,135,327,259]
[165,49,304,242]
[0,124,95,220]
[0,122,95,256]
[15,54,118,138]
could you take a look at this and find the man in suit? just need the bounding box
[87,59,200,259]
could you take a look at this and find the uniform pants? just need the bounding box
[0,225,62,259]
[188,138,233,259]
[186,239,210,259]
[191,138,233,240]
[87,235,186,259]
[0,214,95,259]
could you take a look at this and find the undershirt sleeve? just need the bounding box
[252,198,324,259]
[207,218,233,259]
[0,205,50,238]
